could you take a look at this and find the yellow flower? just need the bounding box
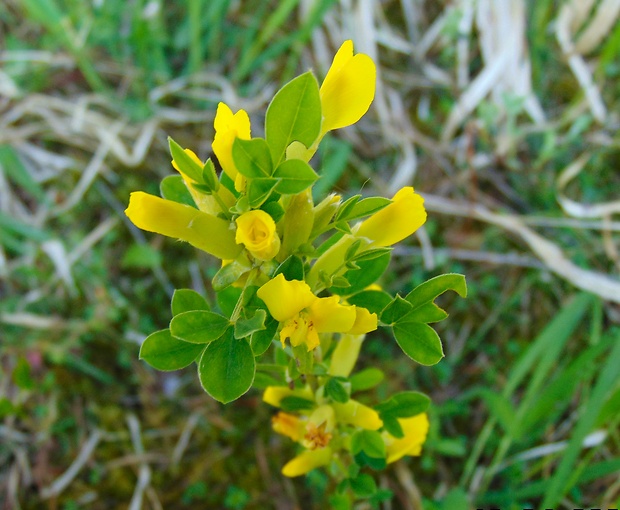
[333,400,383,430]
[272,412,304,442]
[235,210,281,261]
[256,274,358,351]
[212,102,251,192]
[328,334,365,378]
[382,413,430,463]
[171,148,235,215]
[320,40,376,134]
[263,385,315,407]
[281,447,332,477]
[125,191,241,260]
[355,187,427,247]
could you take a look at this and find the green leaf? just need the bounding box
[332,252,391,296]
[168,137,203,183]
[170,311,230,344]
[350,367,385,392]
[198,331,255,403]
[274,255,305,281]
[338,197,392,222]
[405,273,467,310]
[392,321,444,365]
[232,138,273,178]
[381,295,413,324]
[202,159,219,191]
[265,71,321,166]
[375,391,431,419]
[234,309,267,339]
[160,175,196,207]
[350,247,392,263]
[247,178,279,208]
[250,316,278,356]
[403,301,449,323]
[350,430,387,470]
[279,395,316,412]
[381,415,404,438]
[334,195,361,222]
[217,286,243,318]
[273,159,319,194]
[261,201,285,223]
[325,377,350,403]
[140,329,205,371]
[212,257,252,291]
[171,289,210,316]
[349,473,377,498]
[347,290,392,316]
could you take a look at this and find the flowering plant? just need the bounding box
[126,40,465,505]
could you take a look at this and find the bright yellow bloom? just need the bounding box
[212,102,251,192]
[272,412,304,442]
[349,307,378,334]
[333,400,383,430]
[383,413,429,463]
[281,447,332,477]
[257,274,358,351]
[171,148,235,215]
[125,191,241,260]
[263,385,314,407]
[235,210,281,261]
[355,187,427,247]
[328,334,365,377]
[320,40,376,134]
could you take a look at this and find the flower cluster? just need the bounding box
[126,40,466,503]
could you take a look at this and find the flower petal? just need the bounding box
[348,306,378,335]
[125,192,241,260]
[328,334,365,377]
[262,385,314,407]
[384,413,429,463]
[333,399,383,430]
[235,210,280,261]
[308,296,356,334]
[257,274,317,322]
[320,40,376,133]
[212,102,251,186]
[281,447,332,477]
[272,412,304,442]
[355,187,427,247]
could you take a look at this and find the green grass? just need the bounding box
[2,0,620,508]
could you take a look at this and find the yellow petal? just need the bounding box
[280,315,309,348]
[235,210,281,261]
[308,296,356,333]
[328,334,365,377]
[281,447,332,477]
[384,413,430,463]
[272,412,304,442]
[212,102,251,183]
[125,192,241,260]
[263,385,314,407]
[355,187,427,247]
[320,40,376,133]
[257,274,317,322]
[333,399,383,430]
[347,307,378,335]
